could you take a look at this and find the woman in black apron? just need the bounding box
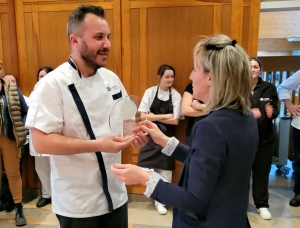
[181,83,207,145]
[137,64,182,215]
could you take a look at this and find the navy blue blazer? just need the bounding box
[150,109,258,228]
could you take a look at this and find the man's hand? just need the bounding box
[31,128,134,155]
[96,135,134,153]
[110,163,150,185]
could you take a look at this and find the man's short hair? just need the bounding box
[67,4,105,38]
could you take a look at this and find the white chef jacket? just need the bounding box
[25,62,128,218]
[138,86,182,118]
[278,70,300,130]
[26,83,50,156]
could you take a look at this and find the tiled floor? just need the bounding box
[1,162,300,227]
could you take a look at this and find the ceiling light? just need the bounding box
[287,37,300,42]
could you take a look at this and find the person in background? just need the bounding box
[3,74,29,104]
[249,57,279,220]
[181,82,207,145]
[137,64,182,215]
[111,35,258,228]
[25,5,148,228]
[0,61,28,226]
[31,66,53,208]
[278,69,300,207]
[1,73,29,214]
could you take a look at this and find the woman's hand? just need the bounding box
[251,108,261,119]
[265,103,273,118]
[138,120,169,147]
[111,164,150,185]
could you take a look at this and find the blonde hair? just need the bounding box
[193,35,252,115]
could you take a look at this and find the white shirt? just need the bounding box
[278,70,300,129]
[138,86,182,118]
[26,83,46,156]
[25,62,128,218]
[23,95,29,106]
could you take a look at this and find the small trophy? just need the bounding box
[109,95,147,139]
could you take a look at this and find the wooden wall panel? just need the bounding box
[39,11,70,73]
[147,6,214,91]
[220,5,231,36]
[130,9,141,97]
[0,0,19,80]
[231,0,243,43]
[242,6,250,53]
[248,0,261,56]
[259,56,300,72]
[15,0,120,96]
[122,0,261,194]
[24,13,36,95]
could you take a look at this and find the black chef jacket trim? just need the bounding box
[68,83,113,212]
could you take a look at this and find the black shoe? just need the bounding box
[289,194,300,207]
[36,197,51,208]
[3,201,15,212]
[15,206,27,226]
[0,202,4,212]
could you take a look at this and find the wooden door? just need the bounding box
[121,0,261,194]
[15,0,121,96]
[0,0,19,77]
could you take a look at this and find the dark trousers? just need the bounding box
[56,202,128,228]
[0,144,28,205]
[252,138,275,208]
[292,127,300,195]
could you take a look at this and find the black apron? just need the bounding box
[137,86,175,170]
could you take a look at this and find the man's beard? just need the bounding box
[80,40,107,71]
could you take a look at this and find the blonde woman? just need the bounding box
[111,35,258,228]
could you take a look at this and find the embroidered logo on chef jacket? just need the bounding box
[107,85,122,100]
[260,98,272,102]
